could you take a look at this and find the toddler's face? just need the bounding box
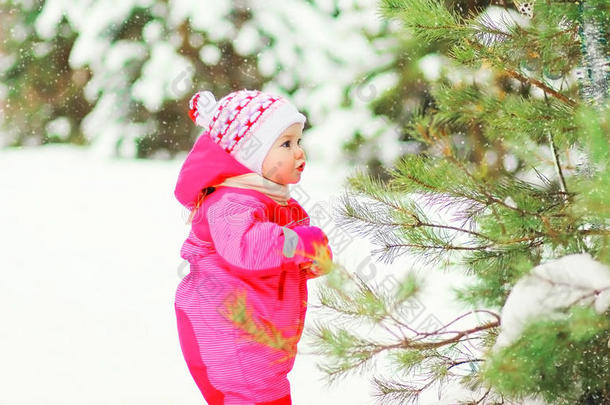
[261,123,306,185]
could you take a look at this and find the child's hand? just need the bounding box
[299,260,325,277]
[298,240,333,277]
[298,261,313,271]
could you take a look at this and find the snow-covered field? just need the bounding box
[1,144,472,404]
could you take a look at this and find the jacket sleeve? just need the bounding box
[204,193,328,274]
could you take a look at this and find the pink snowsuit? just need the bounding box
[174,132,330,404]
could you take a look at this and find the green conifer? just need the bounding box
[311,0,610,403]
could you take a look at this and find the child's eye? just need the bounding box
[282,138,303,148]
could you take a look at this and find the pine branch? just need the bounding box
[344,179,498,242]
[464,38,578,107]
[447,358,484,371]
[372,349,491,404]
[379,0,460,43]
[413,220,494,242]
[384,0,579,107]
[389,153,567,222]
[340,187,548,266]
[446,155,565,219]
[378,241,493,253]
[400,320,500,350]
[543,92,571,201]
[581,229,610,236]
[547,130,569,196]
[506,68,577,106]
[311,271,500,389]
[373,375,437,405]
[473,388,492,404]
[418,310,501,337]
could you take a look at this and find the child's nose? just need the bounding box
[295,145,305,159]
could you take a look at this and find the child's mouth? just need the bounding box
[296,162,305,172]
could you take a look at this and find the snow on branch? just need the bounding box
[494,253,610,350]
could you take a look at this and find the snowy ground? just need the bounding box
[1,144,475,404]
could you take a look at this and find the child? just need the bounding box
[174,89,333,405]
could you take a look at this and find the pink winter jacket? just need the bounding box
[174,131,331,401]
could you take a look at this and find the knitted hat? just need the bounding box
[188,88,306,176]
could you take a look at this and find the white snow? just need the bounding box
[45,116,72,141]
[199,44,222,66]
[142,20,164,44]
[494,253,610,350]
[474,6,530,47]
[233,22,264,56]
[418,53,446,81]
[131,41,194,110]
[105,41,148,72]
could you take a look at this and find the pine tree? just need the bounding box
[342,0,504,179]
[308,0,610,403]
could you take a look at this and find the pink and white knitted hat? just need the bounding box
[188,88,306,176]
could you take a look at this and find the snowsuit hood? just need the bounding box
[174,130,253,209]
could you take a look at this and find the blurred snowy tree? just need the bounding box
[0,0,405,164]
[0,0,92,147]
